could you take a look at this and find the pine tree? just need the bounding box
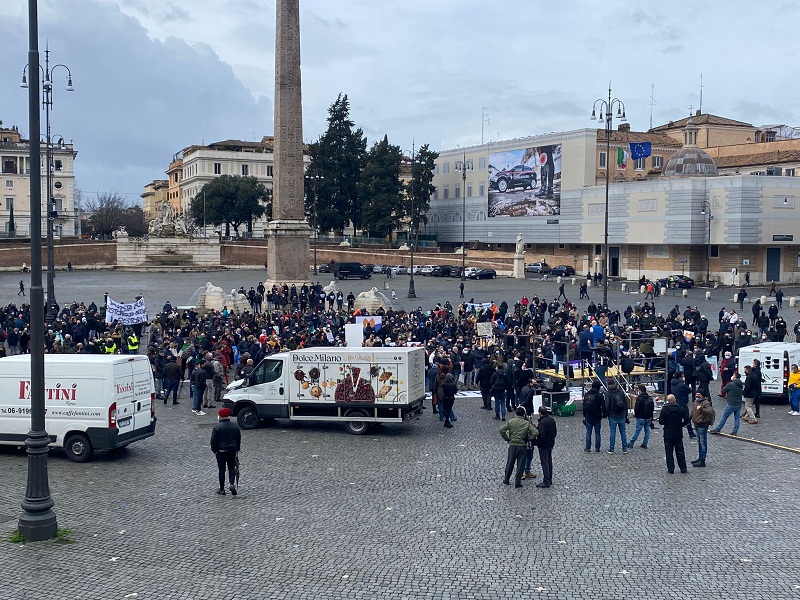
[403,144,438,249]
[359,135,404,243]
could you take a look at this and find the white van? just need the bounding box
[0,355,157,461]
[737,342,800,400]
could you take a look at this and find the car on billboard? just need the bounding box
[489,165,537,193]
[550,265,576,277]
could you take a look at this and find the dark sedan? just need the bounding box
[468,268,497,279]
[657,274,695,289]
[431,265,454,277]
[550,265,575,276]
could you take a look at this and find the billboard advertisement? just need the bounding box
[488,144,561,217]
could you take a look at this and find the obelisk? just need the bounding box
[266,0,310,285]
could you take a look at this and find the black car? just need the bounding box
[431,265,453,277]
[335,262,372,280]
[468,268,497,280]
[490,165,537,193]
[657,274,695,289]
[550,265,575,277]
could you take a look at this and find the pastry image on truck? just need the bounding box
[223,347,425,434]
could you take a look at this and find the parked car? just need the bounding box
[420,265,436,276]
[411,265,425,275]
[463,267,480,278]
[372,264,388,274]
[657,274,695,289]
[392,265,409,275]
[335,262,372,280]
[550,265,576,276]
[469,268,497,280]
[525,261,550,273]
[489,165,537,193]
[431,265,453,277]
[449,266,463,278]
[316,263,331,273]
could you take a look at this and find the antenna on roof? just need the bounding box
[699,74,703,114]
[649,84,656,130]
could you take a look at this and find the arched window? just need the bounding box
[452,212,462,222]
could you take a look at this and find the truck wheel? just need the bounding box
[344,409,369,435]
[236,406,261,430]
[64,433,92,463]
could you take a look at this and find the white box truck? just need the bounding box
[223,347,426,434]
[0,355,157,461]
[737,342,800,400]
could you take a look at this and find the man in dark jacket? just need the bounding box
[535,406,557,488]
[712,372,744,434]
[741,364,759,424]
[659,394,690,474]
[518,376,536,416]
[695,358,713,400]
[163,355,182,406]
[441,373,458,429]
[603,378,629,453]
[670,372,694,438]
[489,365,508,421]
[210,407,241,495]
[583,380,604,452]
[475,361,494,411]
[192,359,208,415]
[628,384,655,449]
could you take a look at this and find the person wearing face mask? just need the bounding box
[461,346,476,389]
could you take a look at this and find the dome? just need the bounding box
[662,116,718,177]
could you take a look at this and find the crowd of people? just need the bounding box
[2,275,798,483]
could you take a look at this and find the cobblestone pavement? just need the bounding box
[0,270,799,599]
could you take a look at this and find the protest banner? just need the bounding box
[105,296,148,325]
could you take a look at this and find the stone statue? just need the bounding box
[158,201,174,224]
[515,233,525,257]
[113,225,128,239]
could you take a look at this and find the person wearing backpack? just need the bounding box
[582,380,604,452]
[604,377,629,454]
[627,384,655,449]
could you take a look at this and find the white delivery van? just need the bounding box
[0,355,157,461]
[737,342,800,400]
[223,347,426,434]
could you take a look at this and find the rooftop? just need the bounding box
[715,149,800,169]
[651,112,753,132]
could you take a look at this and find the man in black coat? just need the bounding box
[535,406,557,488]
[210,407,242,495]
[670,371,694,438]
[475,361,495,411]
[658,394,690,474]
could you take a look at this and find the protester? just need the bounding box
[210,407,241,495]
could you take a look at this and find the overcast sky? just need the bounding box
[1,0,798,205]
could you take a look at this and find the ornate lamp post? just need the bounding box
[455,153,473,281]
[590,86,626,306]
[700,200,713,284]
[21,43,74,322]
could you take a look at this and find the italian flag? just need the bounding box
[617,147,628,170]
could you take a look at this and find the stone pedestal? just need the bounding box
[513,255,525,279]
[265,220,311,285]
[116,236,220,270]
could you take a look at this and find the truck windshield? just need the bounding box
[252,359,282,385]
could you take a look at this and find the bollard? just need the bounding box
[640,285,646,294]
[791,297,797,307]
[761,295,767,305]
[682,289,688,298]
[705,291,711,300]
[733,293,738,303]
[621,283,627,292]
[586,280,592,288]
[660,286,668,296]
[571,277,576,285]
[557,276,562,284]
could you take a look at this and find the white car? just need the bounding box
[411,265,424,275]
[392,265,409,275]
[420,265,435,276]
[463,267,480,278]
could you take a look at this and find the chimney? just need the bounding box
[617,123,631,132]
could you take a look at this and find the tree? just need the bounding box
[306,94,367,234]
[403,144,438,249]
[359,135,404,242]
[119,206,147,237]
[85,192,127,239]
[189,175,270,238]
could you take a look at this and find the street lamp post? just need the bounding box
[21,43,74,322]
[590,86,626,307]
[700,200,713,285]
[305,173,322,276]
[18,0,57,542]
[407,146,417,299]
[455,153,473,281]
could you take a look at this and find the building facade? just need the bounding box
[0,122,78,237]
[141,179,169,219]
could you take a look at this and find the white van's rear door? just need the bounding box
[112,361,136,438]
[131,357,154,431]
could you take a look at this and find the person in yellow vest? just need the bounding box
[126,330,139,355]
[103,337,117,354]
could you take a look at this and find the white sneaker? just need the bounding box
[196,411,206,416]
[792,411,800,416]
[191,409,198,414]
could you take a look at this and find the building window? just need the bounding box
[594,244,602,256]
[765,131,776,142]
[267,166,273,177]
[5,180,12,189]
[599,152,607,168]
[634,157,646,170]
[479,157,486,170]
[455,186,461,199]
[5,197,13,210]
[443,186,449,200]
[214,163,221,175]
[434,164,439,176]
[647,244,669,258]
[52,198,63,212]
[443,162,449,174]
[710,245,719,258]
[467,185,472,197]
[479,184,485,197]
[242,165,249,176]
[786,168,796,177]
[433,187,438,200]
[653,155,664,169]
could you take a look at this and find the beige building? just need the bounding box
[141,179,169,219]
[0,122,78,237]
[430,118,800,284]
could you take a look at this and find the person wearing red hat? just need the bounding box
[210,407,241,496]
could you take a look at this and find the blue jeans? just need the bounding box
[164,379,179,403]
[714,404,741,434]
[608,416,627,452]
[438,403,457,421]
[193,386,205,412]
[585,419,601,451]
[494,390,506,418]
[790,388,800,412]
[628,417,651,447]
[595,365,608,387]
[695,425,709,461]
[524,447,534,473]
